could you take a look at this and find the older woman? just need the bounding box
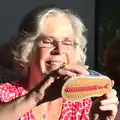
[0,5,118,120]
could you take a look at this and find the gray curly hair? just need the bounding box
[13,5,87,68]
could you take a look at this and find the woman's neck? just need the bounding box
[22,67,44,91]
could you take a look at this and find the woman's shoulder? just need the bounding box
[0,80,27,102]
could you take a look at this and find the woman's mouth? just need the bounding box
[46,61,64,65]
[46,61,65,69]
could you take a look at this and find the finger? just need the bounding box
[100,97,118,106]
[58,68,77,77]
[111,80,114,87]
[85,65,89,69]
[99,103,118,112]
[104,89,117,99]
[63,65,89,75]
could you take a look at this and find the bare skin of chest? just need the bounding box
[32,98,63,120]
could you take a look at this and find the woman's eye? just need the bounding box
[63,41,73,45]
[43,40,52,44]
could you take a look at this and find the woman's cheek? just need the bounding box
[65,50,75,64]
[38,48,50,74]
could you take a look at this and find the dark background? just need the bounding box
[95,0,120,73]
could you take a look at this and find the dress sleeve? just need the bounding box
[0,83,12,102]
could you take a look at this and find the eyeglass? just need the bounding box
[38,38,79,48]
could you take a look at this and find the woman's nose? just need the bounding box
[51,42,65,55]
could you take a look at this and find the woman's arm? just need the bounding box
[0,92,38,120]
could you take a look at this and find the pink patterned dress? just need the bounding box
[0,80,92,120]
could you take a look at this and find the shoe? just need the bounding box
[62,75,112,102]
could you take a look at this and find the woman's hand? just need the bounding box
[89,86,118,120]
[31,63,89,103]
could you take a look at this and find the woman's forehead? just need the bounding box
[41,16,74,36]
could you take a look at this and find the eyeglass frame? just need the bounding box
[37,35,79,49]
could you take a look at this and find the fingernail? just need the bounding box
[84,70,89,75]
[85,65,89,69]
[99,106,104,110]
[72,73,77,76]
